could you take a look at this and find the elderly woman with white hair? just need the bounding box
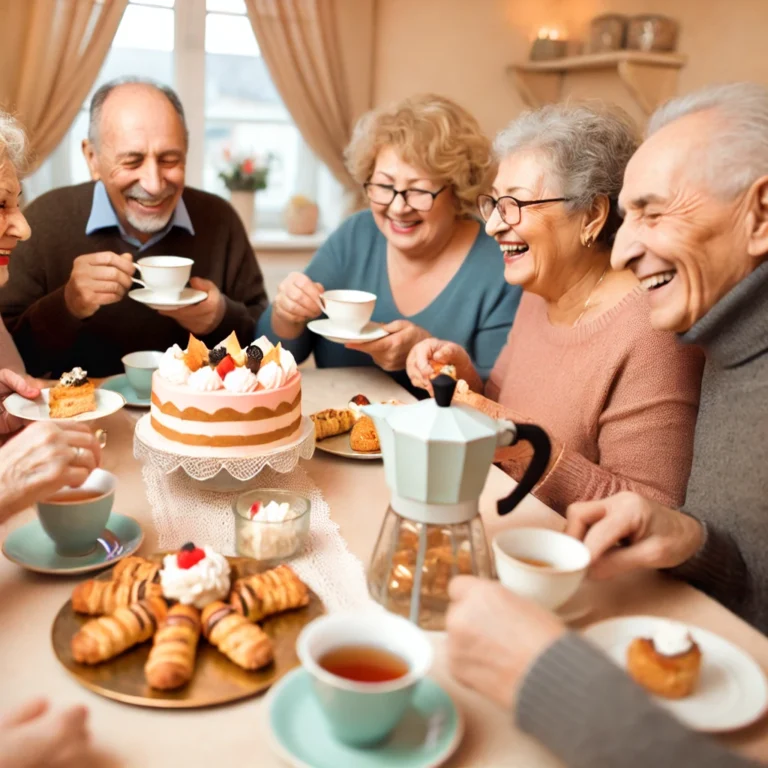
[408,103,704,513]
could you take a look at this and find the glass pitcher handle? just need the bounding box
[496,423,552,516]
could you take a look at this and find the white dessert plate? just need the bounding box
[4,389,126,422]
[308,319,389,345]
[128,287,207,311]
[583,615,768,732]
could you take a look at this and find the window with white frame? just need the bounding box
[24,0,339,232]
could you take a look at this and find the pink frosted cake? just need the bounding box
[150,332,302,451]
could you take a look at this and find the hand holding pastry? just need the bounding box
[565,492,705,580]
[272,272,325,338]
[158,277,226,336]
[406,338,481,394]
[345,319,431,372]
[64,251,135,319]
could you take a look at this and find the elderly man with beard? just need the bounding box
[0,78,267,377]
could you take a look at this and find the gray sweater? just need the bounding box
[516,262,768,766]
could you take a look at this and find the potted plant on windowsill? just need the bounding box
[220,151,271,233]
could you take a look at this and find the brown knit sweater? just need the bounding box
[0,182,267,377]
[487,288,705,512]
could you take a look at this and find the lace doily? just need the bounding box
[133,413,316,482]
[141,462,381,614]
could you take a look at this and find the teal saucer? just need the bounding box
[266,669,463,768]
[2,513,144,575]
[100,375,150,408]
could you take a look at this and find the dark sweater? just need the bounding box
[0,182,267,377]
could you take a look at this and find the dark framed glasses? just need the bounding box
[364,182,448,212]
[477,194,571,225]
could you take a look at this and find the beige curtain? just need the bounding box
[0,0,128,171]
[244,0,375,205]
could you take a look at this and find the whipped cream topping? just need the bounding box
[280,347,298,380]
[253,335,275,356]
[158,344,191,385]
[187,366,223,392]
[256,360,285,390]
[237,500,304,560]
[652,622,694,656]
[59,367,88,386]
[160,546,231,609]
[223,366,259,393]
[348,400,364,421]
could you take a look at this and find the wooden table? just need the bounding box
[1,367,767,767]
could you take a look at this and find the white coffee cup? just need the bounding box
[492,527,591,610]
[296,612,433,746]
[319,290,376,334]
[132,256,193,300]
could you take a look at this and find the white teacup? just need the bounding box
[319,290,376,334]
[297,612,433,746]
[492,527,591,610]
[133,256,193,301]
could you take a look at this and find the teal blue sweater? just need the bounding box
[257,211,521,394]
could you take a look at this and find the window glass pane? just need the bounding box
[112,5,174,51]
[206,0,246,12]
[206,54,284,120]
[205,12,259,56]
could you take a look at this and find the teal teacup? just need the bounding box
[296,612,433,746]
[36,469,116,557]
[122,351,164,399]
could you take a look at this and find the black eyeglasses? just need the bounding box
[477,194,571,225]
[364,182,448,212]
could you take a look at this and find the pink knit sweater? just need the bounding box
[486,288,704,513]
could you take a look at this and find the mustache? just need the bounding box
[124,182,176,204]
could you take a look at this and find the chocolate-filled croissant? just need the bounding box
[72,577,162,616]
[202,601,273,670]
[145,604,201,690]
[310,409,355,440]
[229,564,309,622]
[110,556,161,584]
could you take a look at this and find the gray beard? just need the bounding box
[124,207,173,235]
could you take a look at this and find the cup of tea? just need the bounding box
[492,527,591,610]
[319,290,376,334]
[296,612,433,746]
[122,350,164,399]
[132,255,193,300]
[36,469,116,557]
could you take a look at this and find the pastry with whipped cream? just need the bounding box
[150,332,302,452]
[160,543,231,609]
[626,621,702,699]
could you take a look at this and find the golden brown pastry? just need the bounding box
[229,564,309,622]
[72,577,162,616]
[350,415,380,453]
[310,408,356,440]
[145,604,201,690]
[71,597,167,665]
[201,601,273,670]
[110,556,161,584]
[48,369,97,419]
[429,361,457,379]
[627,633,702,699]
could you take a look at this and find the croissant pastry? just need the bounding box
[145,604,201,690]
[72,577,162,616]
[71,597,167,665]
[310,408,355,440]
[229,564,309,622]
[349,416,380,453]
[111,556,161,584]
[201,601,273,670]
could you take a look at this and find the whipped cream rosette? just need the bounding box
[161,545,231,609]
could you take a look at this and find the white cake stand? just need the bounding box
[133,413,316,492]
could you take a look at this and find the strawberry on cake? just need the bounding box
[150,332,302,450]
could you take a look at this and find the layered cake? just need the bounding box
[49,367,97,419]
[150,332,302,451]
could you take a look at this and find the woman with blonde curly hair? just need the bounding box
[257,94,521,393]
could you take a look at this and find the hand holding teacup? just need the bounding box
[272,272,325,336]
[64,251,135,320]
[157,277,226,336]
[345,319,432,372]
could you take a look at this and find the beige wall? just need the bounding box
[373,0,768,136]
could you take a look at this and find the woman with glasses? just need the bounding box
[408,103,704,513]
[256,94,521,395]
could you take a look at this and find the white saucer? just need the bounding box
[129,287,207,310]
[4,389,126,422]
[583,615,768,732]
[308,319,389,344]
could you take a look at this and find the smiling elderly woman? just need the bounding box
[257,94,521,395]
[408,103,704,513]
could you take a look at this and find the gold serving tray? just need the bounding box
[51,555,324,708]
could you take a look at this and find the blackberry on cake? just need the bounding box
[245,343,264,374]
[48,367,97,419]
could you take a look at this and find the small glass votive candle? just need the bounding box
[233,488,311,565]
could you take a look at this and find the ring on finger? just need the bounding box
[72,446,85,464]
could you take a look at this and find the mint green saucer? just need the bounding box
[2,514,144,575]
[100,375,150,408]
[266,669,463,768]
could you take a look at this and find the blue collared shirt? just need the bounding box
[84,181,195,251]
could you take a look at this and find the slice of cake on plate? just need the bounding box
[48,367,97,419]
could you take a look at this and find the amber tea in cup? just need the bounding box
[319,645,409,683]
[515,556,554,568]
[45,490,104,503]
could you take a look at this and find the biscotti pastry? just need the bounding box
[310,408,356,440]
[111,556,161,584]
[72,577,162,615]
[48,367,96,419]
[429,361,457,379]
[229,564,309,622]
[349,415,380,453]
[145,604,201,690]
[201,601,273,670]
[451,379,511,420]
[626,622,702,699]
[71,597,167,665]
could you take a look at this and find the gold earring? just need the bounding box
[582,235,594,248]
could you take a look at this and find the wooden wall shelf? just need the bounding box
[509,51,686,115]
